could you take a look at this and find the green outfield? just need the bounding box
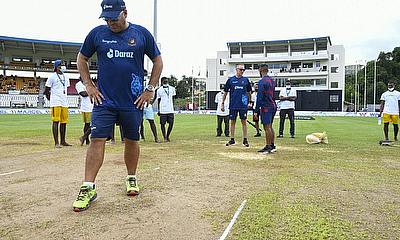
[0,114,399,239]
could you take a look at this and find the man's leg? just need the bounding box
[230,119,236,139]
[147,119,160,142]
[216,115,223,136]
[160,115,167,140]
[140,119,145,140]
[80,123,91,146]
[166,114,174,141]
[384,123,389,141]
[254,120,261,136]
[52,122,60,147]
[288,109,295,137]
[60,123,72,146]
[278,109,286,136]
[241,118,249,147]
[124,139,140,175]
[264,124,275,145]
[223,116,230,137]
[241,118,248,139]
[84,139,106,181]
[393,124,398,141]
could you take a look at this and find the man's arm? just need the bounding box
[135,55,163,109]
[221,91,228,112]
[379,100,385,117]
[44,87,51,100]
[77,52,104,105]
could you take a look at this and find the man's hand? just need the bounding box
[134,90,155,110]
[253,112,259,121]
[86,84,104,105]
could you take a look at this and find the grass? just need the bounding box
[0,113,399,239]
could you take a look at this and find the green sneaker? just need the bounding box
[72,185,97,212]
[125,176,140,196]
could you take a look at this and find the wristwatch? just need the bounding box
[145,84,155,92]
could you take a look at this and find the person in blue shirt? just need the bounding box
[221,64,252,147]
[254,64,277,154]
[72,0,163,212]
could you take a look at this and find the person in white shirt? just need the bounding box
[44,60,72,148]
[140,69,161,143]
[278,79,297,138]
[75,77,94,146]
[379,81,400,141]
[215,87,230,137]
[157,77,176,142]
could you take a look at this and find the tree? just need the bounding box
[345,46,400,108]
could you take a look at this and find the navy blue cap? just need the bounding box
[99,0,126,20]
[54,59,62,71]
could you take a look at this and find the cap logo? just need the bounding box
[103,4,113,10]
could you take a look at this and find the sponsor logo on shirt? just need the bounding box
[107,48,134,59]
[128,38,136,46]
[102,39,117,44]
[234,86,244,90]
[103,5,113,9]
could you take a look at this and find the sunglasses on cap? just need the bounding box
[237,68,245,72]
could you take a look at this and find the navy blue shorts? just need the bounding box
[91,107,143,141]
[229,109,247,120]
[260,109,276,125]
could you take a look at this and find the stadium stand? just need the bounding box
[0,35,98,108]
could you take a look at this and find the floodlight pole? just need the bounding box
[355,63,357,113]
[364,60,367,110]
[373,60,377,110]
[153,0,158,42]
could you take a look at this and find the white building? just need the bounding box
[206,36,345,111]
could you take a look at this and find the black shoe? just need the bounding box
[258,145,271,154]
[225,134,230,137]
[290,135,295,138]
[269,145,277,153]
[226,139,235,146]
[243,139,249,147]
[216,134,222,137]
[254,133,262,137]
[277,135,283,138]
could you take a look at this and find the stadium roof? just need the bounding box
[227,36,332,47]
[0,35,82,55]
[227,36,332,54]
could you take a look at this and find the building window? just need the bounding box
[244,64,252,70]
[302,62,313,68]
[331,82,339,88]
[219,70,226,76]
[330,95,339,102]
[331,54,339,61]
[315,79,327,87]
[316,61,320,68]
[291,62,301,69]
[331,67,339,73]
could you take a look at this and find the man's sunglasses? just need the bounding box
[237,69,245,71]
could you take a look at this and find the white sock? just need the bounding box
[83,182,95,189]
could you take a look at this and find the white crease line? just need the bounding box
[219,199,247,240]
[0,169,24,176]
